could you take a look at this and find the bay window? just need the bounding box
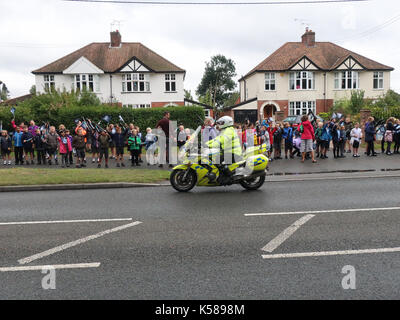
[44,75,55,91]
[289,101,316,116]
[165,74,176,92]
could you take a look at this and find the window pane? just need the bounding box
[89,82,94,92]
[171,74,175,80]
[379,79,383,89]
[166,82,170,92]
[127,82,132,91]
[133,82,138,91]
[139,82,144,91]
[146,82,150,91]
[171,82,176,91]
[165,74,170,80]
[270,82,275,90]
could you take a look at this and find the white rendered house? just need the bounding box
[32,31,186,108]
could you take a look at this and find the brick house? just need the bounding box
[32,30,185,109]
[233,28,394,122]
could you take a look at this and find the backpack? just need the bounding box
[385,130,393,143]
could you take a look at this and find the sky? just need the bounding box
[0,0,400,99]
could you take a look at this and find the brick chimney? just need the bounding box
[110,30,121,48]
[301,27,315,47]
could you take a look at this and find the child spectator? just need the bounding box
[111,125,129,167]
[176,125,187,149]
[282,122,294,159]
[292,130,302,158]
[58,130,72,168]
[332,123,341,159]
[13,126,24,165]
[98,130,111,168]
[273,123,283,160]
[45,126,59,165]
[0,130,12,165]
[91,129,100,164]
[72,128,87,168]
[339,125,347,157]
[22,126,35,165]
[33,128,46,165]
[394,119,400,154]
[314,122,323,158]
[350,122,362,157]
[145,127,158,165]
[108,124,117,159]
[319,121,332,159]
[65,129,74,165]
[128,129,142,166]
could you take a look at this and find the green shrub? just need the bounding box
[0,91,205,133]
[369,106,400,122]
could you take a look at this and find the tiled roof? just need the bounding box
[242,41,393,80]
[32,42,185,74]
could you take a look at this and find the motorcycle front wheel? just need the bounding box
[170,169,197,192]
[239,175,265,191]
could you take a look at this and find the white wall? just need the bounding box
[35,72,185,106]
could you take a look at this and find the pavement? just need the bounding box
[1,174,400,299]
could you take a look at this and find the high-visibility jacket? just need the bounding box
[206,126,242,156]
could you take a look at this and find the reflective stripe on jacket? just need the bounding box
[206,126,242,156]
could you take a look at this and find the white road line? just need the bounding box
[0,218,133,226]
[262,247,400,259]
[261,214,315,252]
[0,262,101,272]
[18,221,142,265]
[245,207,400,217]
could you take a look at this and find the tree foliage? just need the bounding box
[196,54,237,109]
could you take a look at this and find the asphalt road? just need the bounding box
[0,176,400,299]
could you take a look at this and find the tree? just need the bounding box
[184,89,193,100]
[196,54,237,110]
[30,85,37,96]
[0,81,10,102]
[223,91,240,109]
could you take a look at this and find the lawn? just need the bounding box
[0,168,170,186]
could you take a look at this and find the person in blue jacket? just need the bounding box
[13,126,24,165]
[319,120,333,159]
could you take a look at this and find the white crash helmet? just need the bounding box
[216,116,234,129]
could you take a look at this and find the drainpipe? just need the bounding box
[109,74,113,104]
[323,72,327,112]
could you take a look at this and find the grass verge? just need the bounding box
[0,168,170,186]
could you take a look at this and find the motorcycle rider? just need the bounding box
[205,116,243,183]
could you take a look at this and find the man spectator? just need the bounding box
[156,111,172,168]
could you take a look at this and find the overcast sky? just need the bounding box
[1,0,399,99]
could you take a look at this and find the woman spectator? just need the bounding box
[344,117,353,153]
[299,115,316,163]
[365,117,377,157]
[273,123,283,160]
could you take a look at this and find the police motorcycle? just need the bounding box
[170,125,269,192]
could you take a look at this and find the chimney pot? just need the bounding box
[301,28,315,47]
[110,30,121,48]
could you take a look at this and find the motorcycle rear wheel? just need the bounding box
[170,169,197,192]
[239,175,265,190]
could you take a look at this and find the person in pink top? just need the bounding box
[58,130,73,168]
[299,115,317,163]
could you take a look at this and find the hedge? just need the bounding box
[368,106,400,122]
[0,104,205,134]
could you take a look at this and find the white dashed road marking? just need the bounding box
[18,221,142,265]
[261,214,315,252]
[0,263,101,272]
[0,218,133,226]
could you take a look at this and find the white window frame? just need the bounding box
[289,101,316,116]
[264,72,276,91]
[165,73,177,92]
[44,75,55,91]
[289,71,315,90]
[122,73,150,93]
[334,71,359,90]
[75,74,96,92]
[373,72,384,90]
